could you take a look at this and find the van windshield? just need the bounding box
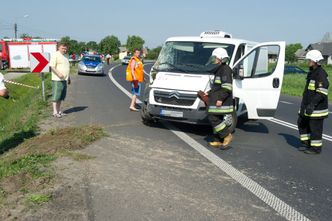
[154,41,235,74]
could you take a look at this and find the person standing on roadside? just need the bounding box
[126,49,144,111]
[49,43,71,118]
[106,53,111,65]
[298,50,329,154]
[0,73,9,98]
[205,48,234,150]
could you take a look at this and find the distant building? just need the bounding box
[295,32,332,64]
[305,42,332,65]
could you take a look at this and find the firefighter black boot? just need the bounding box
[304,147,322,154]
[298,140,310,151]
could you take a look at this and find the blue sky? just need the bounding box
[1,0,331,48]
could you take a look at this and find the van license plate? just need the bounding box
[160,110,183,118]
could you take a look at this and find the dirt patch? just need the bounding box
[0,125,105,221]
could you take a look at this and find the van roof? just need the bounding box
[165,36,258,46]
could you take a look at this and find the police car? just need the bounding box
[140,30,285,128]
[78,55,104,75]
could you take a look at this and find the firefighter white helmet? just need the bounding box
[305,50,324,63]
[212,48,229,60]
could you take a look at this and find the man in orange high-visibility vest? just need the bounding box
[126,49,144,111]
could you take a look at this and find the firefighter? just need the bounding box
[298,50,329,154]
[207,48,234,149]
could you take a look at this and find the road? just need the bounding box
[68,62,332,221]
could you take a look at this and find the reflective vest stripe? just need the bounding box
[300,134,310,141]
[304,109,329,117]
[308,83,315,90]
[213,122,226,133]
[316,88,328,96]
[311,140,322,147]
[221,83,232,91]
[214,77,221,84]
[208,106,234,113]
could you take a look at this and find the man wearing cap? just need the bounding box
[298,50,329,154]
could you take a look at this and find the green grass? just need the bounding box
[0,73,51,153]
[26,193,51,205]
[282,64,332,101]
[0,154,55,179]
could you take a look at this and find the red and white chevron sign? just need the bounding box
[30,52,50,73]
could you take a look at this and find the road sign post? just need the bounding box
[30,52,50,101]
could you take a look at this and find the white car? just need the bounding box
[122,56,131,65]
[141,30,285,128]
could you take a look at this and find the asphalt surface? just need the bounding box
[67,62,332,221]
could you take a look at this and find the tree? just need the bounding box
[285,43,302,63]
[59,36,85,55]
[146,46,162,59]
[99,35,121,55]
[126,35,145,53]
[20,33,32,38]
[86,41,99,51]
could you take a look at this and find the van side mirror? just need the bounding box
[233,64,244,80]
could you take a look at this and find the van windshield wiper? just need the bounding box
[156,62,188,73]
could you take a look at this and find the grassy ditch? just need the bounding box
[0,126,105,217]
[0,73,50,153]
[282,64,332,101]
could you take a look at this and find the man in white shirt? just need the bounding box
[49,43,70,118]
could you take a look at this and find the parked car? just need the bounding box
[78,55,104,75]
[122,56,131,65]
[284,65,307,74]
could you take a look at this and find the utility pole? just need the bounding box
[14,23,17,39]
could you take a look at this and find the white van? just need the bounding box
[141,31,285,127]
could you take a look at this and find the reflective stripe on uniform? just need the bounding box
[213,121,226,133]
[311,140,322,147]
[308,80,316,90]
[214,76,221,84]
[304,109,329,117]
[208,105,234,113]
[316,87,328,96]
[221,83,232,91]
[300,134,310,141]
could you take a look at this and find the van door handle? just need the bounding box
[273,78,280,88]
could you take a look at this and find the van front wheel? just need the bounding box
[140,103,155,126]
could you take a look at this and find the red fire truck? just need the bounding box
[0,38,57,69]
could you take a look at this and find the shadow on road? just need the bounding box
[278,133,301,150]
[63,106,88,114]
[236,118,269,134]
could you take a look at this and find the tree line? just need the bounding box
[18,33,161,60]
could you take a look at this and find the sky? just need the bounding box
[0,0,331,48]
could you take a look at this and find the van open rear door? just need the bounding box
[232,42,285,119]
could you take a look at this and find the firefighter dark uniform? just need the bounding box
[208,63,234,148]
[298,66,329,154]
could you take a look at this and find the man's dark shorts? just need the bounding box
[52,80,67,102]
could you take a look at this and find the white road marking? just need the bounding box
[108,66,310,221]
[280,101,293,105]
[109,64,142,104]
[269,118,332,142]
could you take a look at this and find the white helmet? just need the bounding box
[305,50,324,63]
[212,48,229,60]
